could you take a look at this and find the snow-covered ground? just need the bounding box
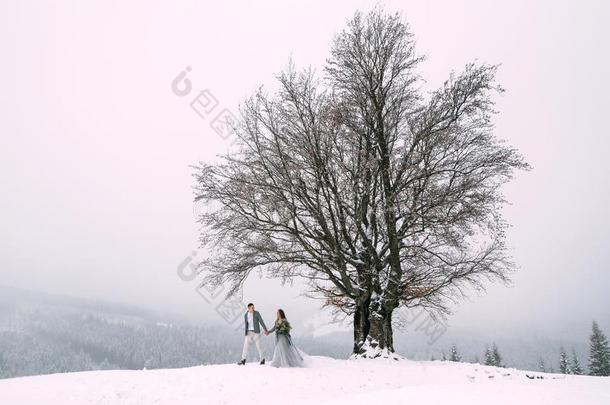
[1,356,608,405]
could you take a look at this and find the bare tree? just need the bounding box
[194,9,529,358]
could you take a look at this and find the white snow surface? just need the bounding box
[1,356,609,405]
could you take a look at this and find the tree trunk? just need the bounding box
[366,306,395,355]
[352,295,371,355]
[352,299,398,359]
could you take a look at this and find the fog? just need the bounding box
[1,0,609,340]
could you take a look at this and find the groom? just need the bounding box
[237,303,268,365]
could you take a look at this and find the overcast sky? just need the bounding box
[1,0,608,338]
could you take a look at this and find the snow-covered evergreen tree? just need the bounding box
[484,345,494,366]
[449,345,461,362]
[571,348,583,375]
[588,321,610,376]
[559,346,571,374]
[538,358,547,372]
[492,343,504,367]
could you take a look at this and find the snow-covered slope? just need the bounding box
[1,356,608,405]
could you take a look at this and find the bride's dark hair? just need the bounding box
[277,309,286,320]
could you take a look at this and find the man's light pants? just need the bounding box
[242,331,264,361]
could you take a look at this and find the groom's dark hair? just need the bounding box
[247,303,254,308]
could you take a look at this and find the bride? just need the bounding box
[265,309,305,367]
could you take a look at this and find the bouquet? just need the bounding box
[276,320,292,335]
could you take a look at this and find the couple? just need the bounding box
[237,303,305,368]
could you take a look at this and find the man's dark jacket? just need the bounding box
[244,310,268,336]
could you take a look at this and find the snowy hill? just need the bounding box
[1,356,608,405]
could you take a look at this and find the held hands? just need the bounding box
[264,331,269,336]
